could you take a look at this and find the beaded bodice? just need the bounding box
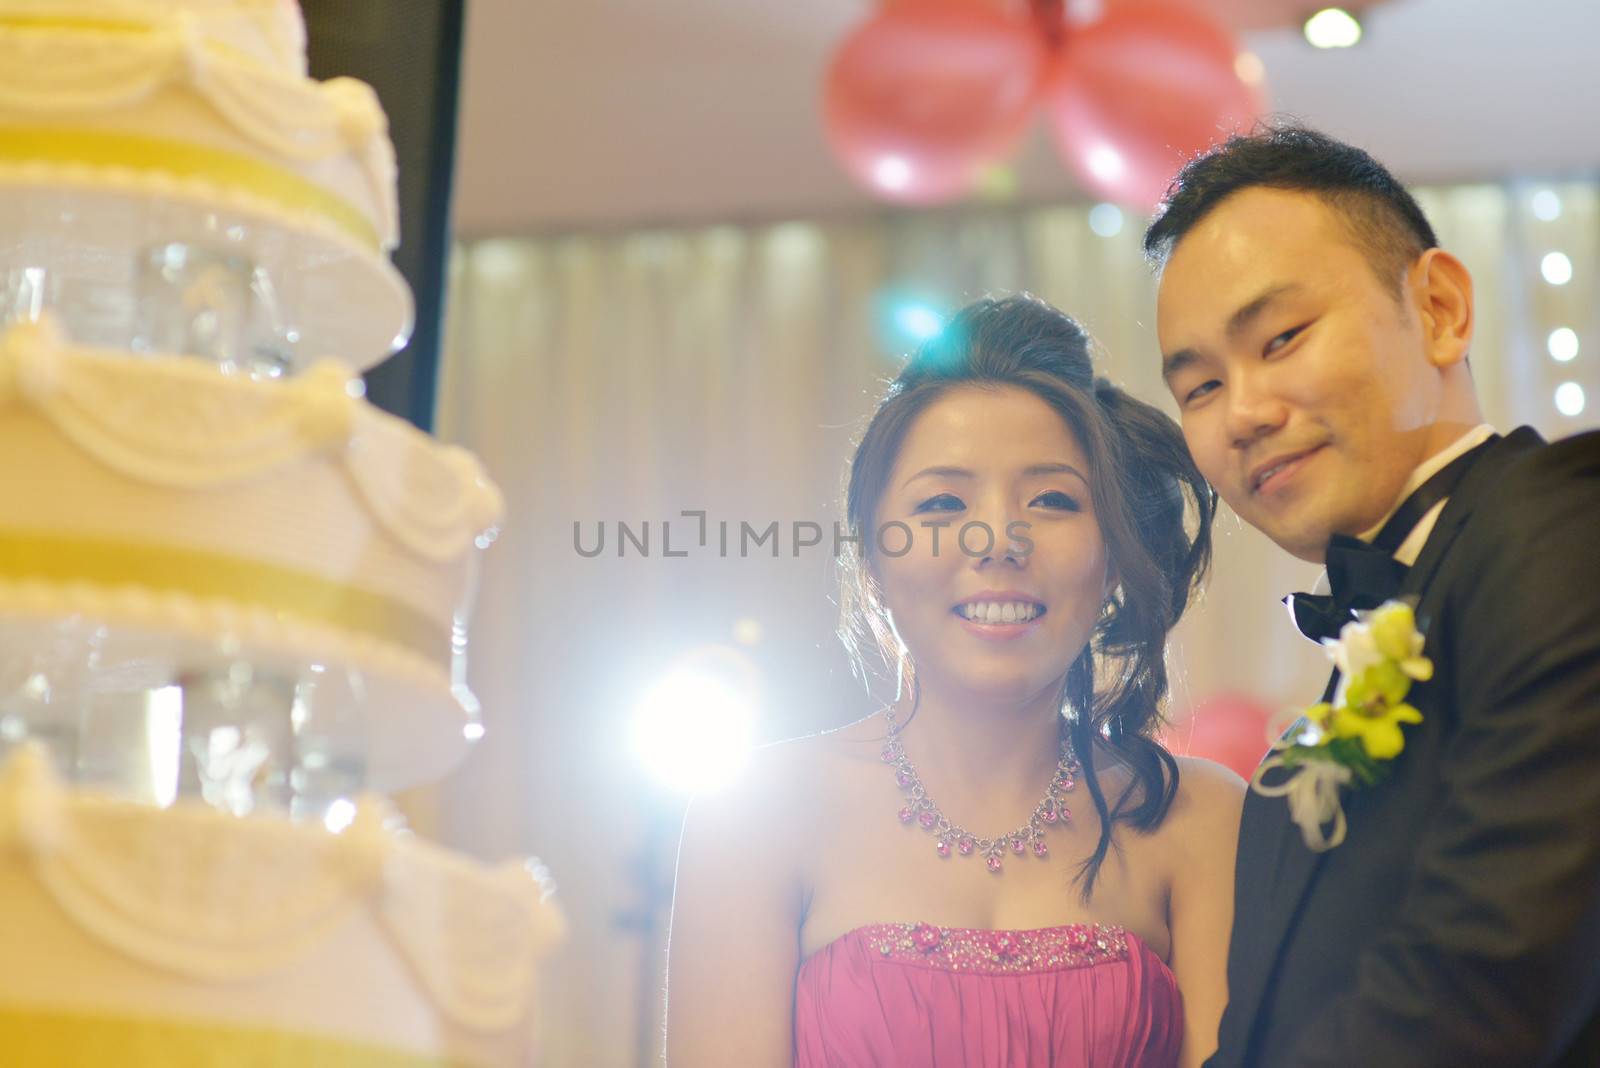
[856,920,1131,974]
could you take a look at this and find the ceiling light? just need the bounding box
[1304,8,1362,49]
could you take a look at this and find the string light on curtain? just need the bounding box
[1542,252,1575,285]
[1549,327,1580,363]
[1555,382,1586,418]
[1532,189,1563,221]
[1512,180,1596,429]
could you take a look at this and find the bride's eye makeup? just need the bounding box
[1031,490,1081,512]
[912,490,1081,514]
[912,493,964,514]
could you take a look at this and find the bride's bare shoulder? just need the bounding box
[1170,756,1246,811]
[684,711,887,831]
[1157,755,1246,848]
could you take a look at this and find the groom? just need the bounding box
[1148,125,1600,1066]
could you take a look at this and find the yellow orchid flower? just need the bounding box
[1369,602,1418,660]
[1370,602,1434,681]
[1332,702,1424,760]
[1400,655,1434,681]
[1347,660,1412,709]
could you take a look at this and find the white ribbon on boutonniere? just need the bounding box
[1251,600,1433,852]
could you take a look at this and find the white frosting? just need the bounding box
[0,5,397,250]
[0,318,501,570]
[0,745,563,1064]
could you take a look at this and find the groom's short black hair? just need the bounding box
[1142,123,1439,299]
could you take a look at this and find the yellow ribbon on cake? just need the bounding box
[0,530,449,670]
[0,13,150,32]
[0,1007,470,1067]
[0,127,379,250]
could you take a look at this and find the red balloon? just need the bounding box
[1164,692,1275,780]
[1046,4,1265,210]
[823,1,1049,205]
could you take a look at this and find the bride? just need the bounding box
[667,294,1244,1067]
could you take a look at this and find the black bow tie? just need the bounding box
[1288,537,1410,643]
[1285,441,1489,644]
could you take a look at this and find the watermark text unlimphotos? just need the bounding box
[573,511,1034,559]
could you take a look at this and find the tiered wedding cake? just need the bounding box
[0,3,561,1065]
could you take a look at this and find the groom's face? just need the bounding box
[1155,187,1443,563]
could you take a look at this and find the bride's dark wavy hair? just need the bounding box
[837,294,1216,898]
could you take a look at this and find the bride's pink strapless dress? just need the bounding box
[794,921,1181,1067]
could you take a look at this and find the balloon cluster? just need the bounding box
[823,0,1266,209]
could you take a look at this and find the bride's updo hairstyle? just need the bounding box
[838,294,1216,896]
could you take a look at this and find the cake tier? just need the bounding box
[0,318,503,789]
[0,745,564,1067]
[0,2,408,367]
[0,0,309,73]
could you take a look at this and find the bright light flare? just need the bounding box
[893,303,944,342]
[629,667,756,796]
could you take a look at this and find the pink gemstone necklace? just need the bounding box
[880,706,1079,874]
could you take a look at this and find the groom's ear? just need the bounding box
[1410,248,1475,370]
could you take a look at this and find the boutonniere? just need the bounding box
[1252,599,1433,852]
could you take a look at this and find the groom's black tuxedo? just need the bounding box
[1208,427,1600,1067]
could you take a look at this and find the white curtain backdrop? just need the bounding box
[430,183,1597,1066]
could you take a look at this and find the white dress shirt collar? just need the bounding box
[1360,423,1498,566]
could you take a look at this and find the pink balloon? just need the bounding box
[1164,692,1275,780]
[1046,4,1265,210]
[823,1,1049,205]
